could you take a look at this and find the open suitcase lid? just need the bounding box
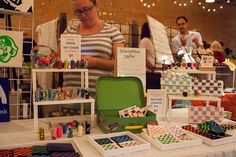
[96,77,145,110]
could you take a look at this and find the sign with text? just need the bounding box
[116,47,146,87]
[147,15,174,64]
[60,34,81,62]
[0,78,10,122]
[0,0,33,13]
[0,30,23,67]
[147,89,167,118]
[200,55,214,67]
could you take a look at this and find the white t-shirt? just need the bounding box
[171,31,203,54]
[139,37,155,72]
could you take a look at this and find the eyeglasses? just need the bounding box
[74,6,94,16]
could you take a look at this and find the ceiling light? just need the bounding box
[184,3,187,6]
[202,6,205,9]
[174,1,177,4]
[198,2,202,5]
[140,0,143,2]
[147,5,151,8]
[143,3,147,6]
[205,0,215,3]
[227,0,230,3]
[213,9,216,11]
[208,9,211,11]
[152,3,155,6]
[220,6,223,9]
[190,0,193,3]
[179,3,182,6]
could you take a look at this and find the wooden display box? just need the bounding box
[141,131,202,151]
[88,131,151,157]
[186,130,236,146]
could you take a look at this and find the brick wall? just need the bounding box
[0,0,235,52]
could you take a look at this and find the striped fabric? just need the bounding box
[63,20,124,92]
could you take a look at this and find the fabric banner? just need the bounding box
[0,78,10,122]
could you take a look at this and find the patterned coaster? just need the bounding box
[0,149,13,157]
[182,125,200,134]
[47,143,75,153]
[13,147,32,157]
[110,135,133,143]
[155,133,179,144]
[32,146,48,155]
[119,141,139,148]
[95,138,113,145]
[100,143,119,150]
[168,126,186,137]
[51,152,79,157]
[147,125,168,137]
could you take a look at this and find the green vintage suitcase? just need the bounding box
[96,76,157,133]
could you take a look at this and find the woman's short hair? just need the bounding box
[210,41,223,52]
[141,22,150,39]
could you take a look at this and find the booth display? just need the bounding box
[87,131,151,157]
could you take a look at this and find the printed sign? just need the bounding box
[116,47,146,87]
[147,89,167,118]
[147,15,174,64]
[0,30,23,67]
[0,0,33,13]
[0,78,10,122]
[60,34,81,62]
[200,56,214,67]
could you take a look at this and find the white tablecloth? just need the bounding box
[1,109,236,157]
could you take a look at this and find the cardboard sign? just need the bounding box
[0,30,23,67]
[147,89,167,118]
[200,56,214,67]
[0,78,10,122]
[116,47,146,87]
[60,34,81,62]
[147,15,174,64]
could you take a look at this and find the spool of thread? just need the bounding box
[51,128,57,140]
[62,123,68,134]
[39,128,45,141]
[78,124,83,137]
[67,126,73,138]
[85,121,90,134]
[56,125,63,138]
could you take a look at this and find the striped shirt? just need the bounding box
[63,20,124,92]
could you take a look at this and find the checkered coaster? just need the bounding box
[192,79,223,96]
[0,149,13,157]
[154,133,179,144]
[147,125,168,137]
[51,152,79,157]
[13,147,32,157]
[32,146,48,155]
[95,138,113,145]
[189,106,224,124]
[119,141,139,148]
[110,135,133,143]
[47,143,75,153]
[101,143,119,150]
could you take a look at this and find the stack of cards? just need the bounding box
[118,106,145,118]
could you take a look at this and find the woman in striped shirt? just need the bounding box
[63,0,124,93]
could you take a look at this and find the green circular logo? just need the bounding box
[0,35,18,63]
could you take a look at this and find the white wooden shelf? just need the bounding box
[32,68,88,73]
[34,98,95,106]
[32,68,95,131]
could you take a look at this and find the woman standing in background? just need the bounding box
[139,22,160,90]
